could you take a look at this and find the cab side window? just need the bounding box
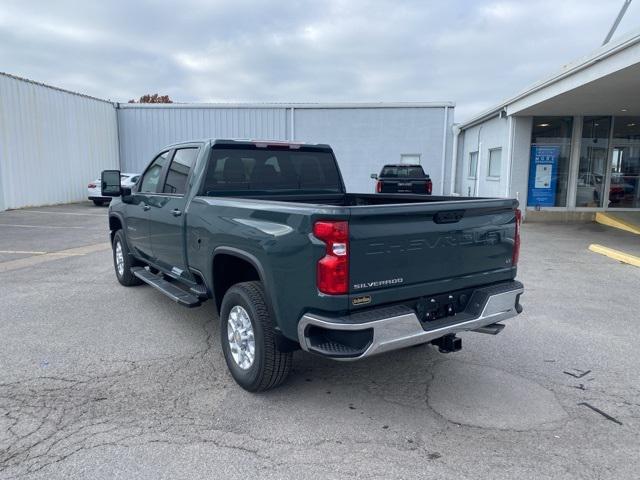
[139,151,170,193]
[163,148,198,195]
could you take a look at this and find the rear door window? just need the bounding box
[163,148,198,195]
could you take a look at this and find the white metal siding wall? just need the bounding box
[453,130,465,194]
[510,116,533,205]
[0,74,118,210]
[441,109,455,195]
[117,106,289,172]
[459,115,509,198]
[293,107,451,193]
[116,105,452,190]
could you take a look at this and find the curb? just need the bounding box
[595,212,640,236]
[588,243,640,268]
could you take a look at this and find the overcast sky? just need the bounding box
[1,0,638,120]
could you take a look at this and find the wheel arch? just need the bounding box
[108,212,126,244]
[211,247,298,354]
[211,247,269,310]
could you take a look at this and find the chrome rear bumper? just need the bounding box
[298,281,523,360]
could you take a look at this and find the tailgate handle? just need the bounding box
[434,210,464,224]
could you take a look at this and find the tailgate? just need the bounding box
[348,199,518,305]
[380,179,426,194]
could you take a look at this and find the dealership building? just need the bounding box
[452,28,640,219]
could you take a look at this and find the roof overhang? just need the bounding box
[460,27,640,128]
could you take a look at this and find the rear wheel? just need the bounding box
[220,281,292,392]
[112,230,143,286]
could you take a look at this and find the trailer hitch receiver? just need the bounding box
[431,334,462,353]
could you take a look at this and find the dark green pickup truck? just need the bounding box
[102,139,523,392]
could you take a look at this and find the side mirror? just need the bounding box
[101,170,122,197]
[370,173,378,180]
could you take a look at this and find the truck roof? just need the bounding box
[381,164,425,168]
[162,138,332,151]
[212,139,332,149]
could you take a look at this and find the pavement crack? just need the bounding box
[578,402,623,426]
[0,324,228,478]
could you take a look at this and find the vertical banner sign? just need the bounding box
[527,145,559,206]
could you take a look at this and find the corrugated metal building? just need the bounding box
[0,72,455,210]
[0,72,119,211]
[117,102,454,194]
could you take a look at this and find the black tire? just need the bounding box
[112,230,143,286]
[93,199,104,206]
[220,281,292,392]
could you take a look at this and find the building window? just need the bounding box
[487,148,502,179]
[527,116,573,207]
[468,151,478,179]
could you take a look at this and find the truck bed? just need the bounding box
[207,192,490,206]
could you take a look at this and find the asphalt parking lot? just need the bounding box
[1,203,639,479]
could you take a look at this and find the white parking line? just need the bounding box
[15,210,106,217]
[0,224,88,230]
[0,242,110,273]
[0,250,47,255]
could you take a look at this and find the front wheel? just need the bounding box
[112,230,143,286]
[220,281,292,392]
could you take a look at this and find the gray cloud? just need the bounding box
[1,0,638,120]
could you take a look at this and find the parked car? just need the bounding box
[576,173,603,206]
[88,173,139,205]
[609,175,636,204]
[102,139,523,392]
[371,164,432,194]
[575,173,636,206]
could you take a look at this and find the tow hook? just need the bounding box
[431,334,461,353]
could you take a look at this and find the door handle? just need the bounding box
[171,209,182,217]
[142,204,150,211]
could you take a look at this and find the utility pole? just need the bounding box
[602,0,633,45]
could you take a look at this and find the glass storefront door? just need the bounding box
[576,116,610,207]
[608,118,640,209]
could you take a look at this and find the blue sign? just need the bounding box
[528,146,559,207]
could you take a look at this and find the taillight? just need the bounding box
[88,183,96,188]
[376,181,382,193]
[512,209,521,266]
[313,220,349,295]
[426,179,433,195]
